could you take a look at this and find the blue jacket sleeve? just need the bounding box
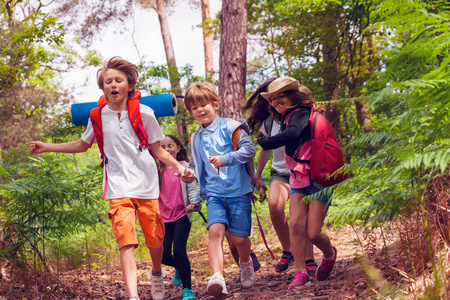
[220,129,256,166]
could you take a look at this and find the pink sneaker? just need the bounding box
[316,246,337,281]
[288,271,310,289]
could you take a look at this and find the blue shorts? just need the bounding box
[290,181,332,205]
[206,193,252,237]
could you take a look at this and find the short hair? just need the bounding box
[184,82,220,112]
[97,56,139,98]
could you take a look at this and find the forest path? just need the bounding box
[0,225,379,299]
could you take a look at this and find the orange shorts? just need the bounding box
[108,197,165,249]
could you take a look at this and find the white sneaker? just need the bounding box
[151,272,165,300]
[206,272,228,299]
[240,259,255,288]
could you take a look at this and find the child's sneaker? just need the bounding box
[151,271,165,300]
[235,250,261,283]
[316,246,337,281]
[250,250,261,272]
[240,259,255,288]
[181,288,196,300]
[305,259,318,277]
[288,271,310,289]
[173,268,182,286]
[129,297,140,300]
[275,250,294,273]
[207,272,227,299]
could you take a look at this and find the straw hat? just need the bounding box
[260,77,300,101]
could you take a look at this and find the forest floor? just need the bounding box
[1,224,430,300]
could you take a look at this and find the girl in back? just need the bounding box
[245,78,317,276]
[255,77,337,289]
[159,134,200,300]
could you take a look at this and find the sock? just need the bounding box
[305,259,315,264]
[324,248,336,261]
[152,269,162,276]
[239,258,252,266]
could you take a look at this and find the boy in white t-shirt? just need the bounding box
[30,57,194,300]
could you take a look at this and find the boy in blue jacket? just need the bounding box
[184,82,256,298]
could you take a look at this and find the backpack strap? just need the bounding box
[127,95,149,151]
[284,108,300,126]
[89,105,106,162]
[232,126,275,261]
[96,90,149,152]
[89,104,109,200]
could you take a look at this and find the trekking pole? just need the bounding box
[198,211,207,223]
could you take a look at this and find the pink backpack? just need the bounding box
[286,108,348,187]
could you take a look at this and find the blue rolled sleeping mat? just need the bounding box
[71,93,178,126]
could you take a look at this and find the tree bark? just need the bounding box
[218,0,247,120]
[201,0,214,81]
[320,4,341,139]
[154,0,186,136]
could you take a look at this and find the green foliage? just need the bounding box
[0,152,103,271]
[334,0,450,227]
[0,11,65,89]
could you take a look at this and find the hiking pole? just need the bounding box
[198,211,207,223]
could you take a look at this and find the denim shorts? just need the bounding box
[290,181,332,205]
[206,193,252,237]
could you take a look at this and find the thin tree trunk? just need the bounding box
[320,5,341,139]
[154,0,186,136]
[201,0,214,81]
[218,0,248,120]
[353,36,373,133]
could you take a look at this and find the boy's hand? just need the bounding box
[208,156,222,168]
[176,167,195,182]
[253,139,259,145]
[30,141,46,154]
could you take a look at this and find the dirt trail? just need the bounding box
[0,225,377,299]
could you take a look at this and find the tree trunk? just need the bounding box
[201,0,214,81]
[154,0,186,136]
[218,0,247,120]
[353,36,373,133]
[320,5,341,139]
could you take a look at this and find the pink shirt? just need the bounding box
[158,167,187,223]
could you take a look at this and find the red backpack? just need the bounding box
[286,108,348,187]
[88,90,149,199]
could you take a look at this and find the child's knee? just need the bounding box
[208,223,225,240]
[290,223,307,236]
[229,234,250,248]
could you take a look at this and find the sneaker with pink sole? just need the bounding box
[316,246,337,281]
[288,271,310,289]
